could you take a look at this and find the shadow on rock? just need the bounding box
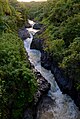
[18,28,30,40]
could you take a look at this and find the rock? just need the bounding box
[41,51,73,93]
[41,50,80,109]
[51,64,72,93]
[18,28,30,40]
[35,26,46,35]
[30,26,45,51]
[30,38,43,51]
[34,80,50,105]
[33,69,50,105]
[36,96,55,119]
[30,37,80,109]
[23,61,50,119]
[25,22,32,28]
[41,51,52,70]
[29,66,50,106]
[33,23,43,30]
[23,109,33,119]
[41,26,46,33]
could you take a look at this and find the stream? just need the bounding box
[24,20,80,119]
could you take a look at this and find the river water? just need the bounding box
[24,20,80,119]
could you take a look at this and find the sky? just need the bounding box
[17,0,47,2]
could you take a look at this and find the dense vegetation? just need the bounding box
[0,0,37,119]
[27,0,80,92]
[0,0,80,118]
[0,33,37,119]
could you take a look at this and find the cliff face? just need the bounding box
[23,62,50,119]
[41,50,80,109]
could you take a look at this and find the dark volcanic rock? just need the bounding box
[41,51,73,94]
[30,32,80,109]
[23,66,50,119]
[51,64,72,93]
[23,109,33,119]
[30,38,43,51]
[30,30,73,95]
[35,26,46,35]
[36,96,55,119]
[41,51,52,70]
[25,22,32,28]
[18,28,30,40]
[33,23,43,30]
[40,50,80,109]
[33,68,50,105]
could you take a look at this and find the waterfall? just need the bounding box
[24,20,80,119]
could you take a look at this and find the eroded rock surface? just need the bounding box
[33,23,43,30]
[18,28,30,40]
[23,65,50,119]
[30,27,80,109]
[30,38,43,51]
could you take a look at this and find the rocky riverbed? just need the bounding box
[19,20,80,119]
[18,24,50,119]
[23,64,50,119]
[30,22,80,110]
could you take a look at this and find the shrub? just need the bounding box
[0,33,37,119]
[60,37,80,90]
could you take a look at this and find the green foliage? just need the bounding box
[0,33,37,119]
[60,37,80,90]
[25,1,51,21]
[0,0,80,118]
[0,0,9,33]
[0,1,38,119]
[45,39,65,62]
[27,0,80,91]
[61,14,80,46]
[0,0,29,33]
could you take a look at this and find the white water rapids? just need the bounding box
[24,20,80,119]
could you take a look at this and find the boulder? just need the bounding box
[23,109,33,119]
[36,96,55,119]
[32,69,50,105]
[51,64,72,93]
[18,28,30,40]
[35,26,46,35]
[41,51,52,70]
[25,22,32,28]
[33,23,43,30]
[30,38,43,51]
